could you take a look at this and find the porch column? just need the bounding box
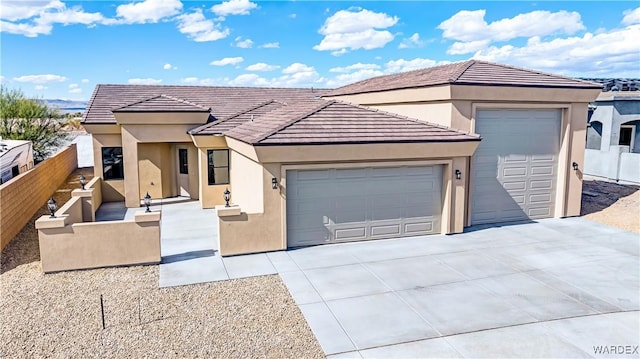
[121,127,141,208]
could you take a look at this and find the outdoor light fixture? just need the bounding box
[79,175,86,190]
[455,169,462,180]
[572,162,579,171]
[144,192,151,213]
[272,177,278,189]
[224,188,231,207]
[47,198,57,218]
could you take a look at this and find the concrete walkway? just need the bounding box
[119,200,639,357]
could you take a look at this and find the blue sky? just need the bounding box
[1,0,639,101]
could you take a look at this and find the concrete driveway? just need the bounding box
[275,217,639,358]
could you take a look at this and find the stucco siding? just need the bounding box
[230,150,264,214]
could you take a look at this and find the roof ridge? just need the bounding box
[332,99,480,138]
[448,60,476,82]
[94,83,333,91]
[254,100,335,143]
[189,99,285,135]
[465,60,601,86]
[158,94,210,110]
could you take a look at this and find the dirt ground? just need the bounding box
[581,178,640,234]
[0,168,322,358]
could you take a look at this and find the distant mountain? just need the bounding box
[41,99,88,113]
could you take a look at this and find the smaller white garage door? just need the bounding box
[287,166,443,247]
[471,109,561,225]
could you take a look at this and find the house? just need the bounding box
[584,91,640,184]
[0,139,34,184]
[82,60,601,256]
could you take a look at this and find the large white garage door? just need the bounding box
[287,166,442,247]
[471,109,561,225]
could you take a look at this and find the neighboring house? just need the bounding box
[82,60,600,255]
[584,91,640,184]
[0,139,34,184]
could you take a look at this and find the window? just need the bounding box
[619,125,635,149]
[207,149,229,185]
[102,147,124,180]
[179,149,188,174]
[11,165,19,177]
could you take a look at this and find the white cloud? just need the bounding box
[282,63,314,74]
[326,69,384,88]
[114,0,182,24]
[0,0,64,21]
[69,87,82,94]
[234,36,253,48]
[385,58,450,73]
[81,78,89,83]
[228,73,271,86]
[447,40,490,55]
[329,63,380,73]
[259,42,279,48]
[68,83,79,89]
[211,0,257,17]
[13,74,67,83]
[622,7,640,25]
[34,85,48,90]
[273,63,324,87]
[176,9,230,42]
[163,63,177,70]
[473,24,640,77]
[181,77,222,85]
[0,1,107,37]
[314,8,398,55]
[289,13,297,19]
[210,57,244,66]
[128,78,162,85]
[438,9,585,54]
[398,33,424,49]
[246,63,280,71]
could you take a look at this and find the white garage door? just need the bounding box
[471,109,561,225]
[287,166,443,247]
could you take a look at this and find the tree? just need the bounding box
[0,87,69,163]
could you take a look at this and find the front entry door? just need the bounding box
[177,148,190,197]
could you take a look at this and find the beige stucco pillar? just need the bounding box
[451,156,468,233]
[565,103,589,217]
[121,127,140,207]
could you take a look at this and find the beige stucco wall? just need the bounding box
[0,144,77,250]
[218,142,478,256]
[230,150,264,214]
[36,213,161,273]
[330,84,600,224]
[137,143,177,199]
[194,136,230,208]
[370,102,454,128]
[92,134,125,202]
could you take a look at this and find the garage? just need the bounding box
[471,109,561,225]
[286,165,443,247]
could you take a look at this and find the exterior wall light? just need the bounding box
[224,188,231,207]
[572,162,579,171]
[455,169,462,180]
[79,174,86,190]
[144,192,151,213]
[272,177,278,189]
[47,197,57,218]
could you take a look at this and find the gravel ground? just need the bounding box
[581,179,640,234]
[0,168,323,358]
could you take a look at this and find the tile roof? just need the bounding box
[112,95,211,112]
[225,100,480,145]
[189,100,286,135]
[325,60,602,96]
[82,84,327,124]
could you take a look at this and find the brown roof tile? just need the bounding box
[113,94,211,112]
[325,60,602,96]
[82,84,328,124]
[189,100,286,135]
[225,100,480,145]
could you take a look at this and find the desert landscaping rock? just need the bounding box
[581,179,640,234]
[1,169,323,358]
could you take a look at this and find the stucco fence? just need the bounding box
[35,177,161,273]
[584,146,640,184]
[0,144,78,250]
